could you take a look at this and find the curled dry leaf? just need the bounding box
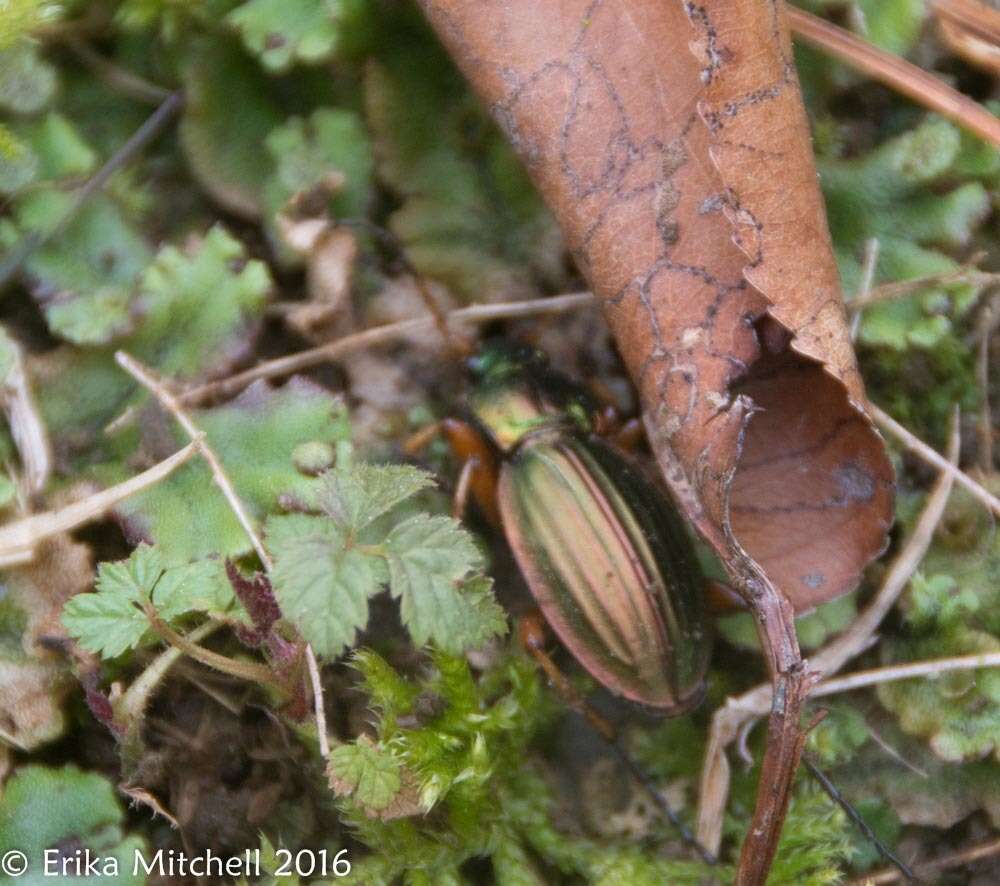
[414,0,893,878]
[0,327,51,497]
[415,0,893,616]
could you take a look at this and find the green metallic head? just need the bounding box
[466,340,596,452]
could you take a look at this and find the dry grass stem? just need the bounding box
[305,645,330,759]
[871,404,1000,517]
[106,292,594,432]
[852,835,1000,884]
[813,651,1000,697]
[0,439,198,565]
[0,334,51,495]
[849,267,1000,310]
[115,351,272,568]
[787,6,1000,147]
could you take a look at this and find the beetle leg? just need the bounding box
[518,613,717,866]
[452,456,477,519]
[402,421,443,456]
[441,418,501,526]
[611,417,645,452]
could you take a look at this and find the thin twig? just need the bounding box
[106,292,595,432]
[115,351,331,754]
[806,755,915,882]
[976,300,995,473]
[696,412,960,853]
[115,351,271,567]
[0,440,199,565]
[849,267,1000,310]
[871,404,1000,518]
[851,835,1000,885]
[62,36,171,104]
[305,645,330,759]
[851,238,881,340]
[787,6,1000,147]
[0,92,184,289]
[804,757,917,883]
[813,651,1000,697]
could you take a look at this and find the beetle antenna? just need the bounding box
[802,756,918,883]
[338,217,475,359]
[519,616,718,866]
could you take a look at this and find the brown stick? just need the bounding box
[851,835,1000,885]
[787,6,1000,147]
[105,292,594,432]
[696,413,960,853]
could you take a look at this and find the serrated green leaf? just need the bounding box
[60,587,151,660]
[316,462,435,531]
[228,0,372,73]
[0,40,56,114]
[61,545,160,658]
[328,739,402,810]
[61,545,236,659]
[153,556,235,620]
[0,764,145,886]
[385,515,504,652]
[112,378,350,563]
[267,512,386,657]
[822,119,991,353]
[4,188,150,345]
[128,225,271,379]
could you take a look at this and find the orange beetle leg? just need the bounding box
[441,418,501,526]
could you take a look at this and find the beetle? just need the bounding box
[424,340,712,714]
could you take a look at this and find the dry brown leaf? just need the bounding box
[416,0,892,616]
[0,535,92,750]
[414,0,893,879]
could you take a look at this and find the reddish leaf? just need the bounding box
[414,0,892,615]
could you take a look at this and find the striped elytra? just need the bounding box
[497,430,710,712]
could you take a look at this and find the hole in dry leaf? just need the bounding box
[728,316,894,614]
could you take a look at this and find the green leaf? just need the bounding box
[112,378,350,563]
[0,40,56,114]
[127,225,271,379]
[267,512,386,657]
[264,107,373,220]
[822,119,991,352]
[327,739,403,811]
[5,188,150,345]
[0,764,145,886]
[0,1,60,50]
[0,126,36,193]
[365,35,564,303]
[228,0,372,73]
[61,545,158,659]
[316,462,435,531]
[385,515,505,652]
[62,545,236,659]
[179,37,283,218]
